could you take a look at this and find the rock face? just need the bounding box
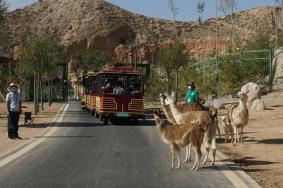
[273,48,283,84]
[3,0,283,60]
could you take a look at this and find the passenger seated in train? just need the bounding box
[113,81,125,94]
[102,79,113,93]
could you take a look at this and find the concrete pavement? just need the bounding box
[0,101,237,188]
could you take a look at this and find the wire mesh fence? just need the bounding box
[191,49,274,97]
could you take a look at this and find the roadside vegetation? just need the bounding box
[145,30,276,101]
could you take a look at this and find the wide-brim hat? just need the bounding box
[9,83,17,88]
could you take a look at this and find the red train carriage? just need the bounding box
[82,72,96,113]
[83,66,145,125]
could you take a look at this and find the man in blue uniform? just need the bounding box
[185,80,199,104]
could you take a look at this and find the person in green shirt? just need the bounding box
[185,80,199,104]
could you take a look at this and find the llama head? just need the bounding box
[237,91,249,103]
[153,110,162,125]
[164,91,175,105]
[171,91,176,101]
[162,92,173,106]
[159,93,168,106]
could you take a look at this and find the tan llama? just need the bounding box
[227,91,249,144]
[153,111,210,171]
[220,115,234,143]
[165,92,218,165]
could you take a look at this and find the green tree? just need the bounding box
[158,41,188,100]
[19,32,65,114]
[197,1,205,23]
[0,0,10,56]
[218,0,237,48]
[0,0,6,24]
[77,50,111,72]
[144,68,165,101]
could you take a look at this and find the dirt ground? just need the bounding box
[218,98,283,188]
[0,102,63,155]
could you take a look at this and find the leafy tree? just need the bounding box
[158,41,188,99]
[19,31,65,113]
[0,0,6,24]
[0,0,10,56]
[144,68,165,101]
[77,50,111,72]
[218,0,236,48]
[197,1,205,23]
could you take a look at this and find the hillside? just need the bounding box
[2,0,282,60]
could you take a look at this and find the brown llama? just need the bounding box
[153,111,209,171]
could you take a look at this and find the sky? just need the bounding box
[7,0,277,22]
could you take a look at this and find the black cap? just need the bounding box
[187,80,195,87]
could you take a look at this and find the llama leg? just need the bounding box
[202,147,209,165]
[170,145,175,170]
[240,127,244,144]
[233,127,237,144]
[184,145,189,163]
[224,131,228,143]
[211,138,216,165]
[216,120,221,139]
[192,146,202,171]
[186,143,192,162]
[237,128,240,143]
[230,127,234,143]
[176,148,181,169]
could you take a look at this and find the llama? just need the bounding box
[165,92,218,165]
[227,91,249,144]
[160,93,220,164]
[220,115,234,143]
[153,111,209,171]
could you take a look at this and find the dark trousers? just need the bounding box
[8,111,20,138]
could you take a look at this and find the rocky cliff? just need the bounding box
[3,0,282,60]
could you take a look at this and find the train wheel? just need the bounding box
[133,118,138,125]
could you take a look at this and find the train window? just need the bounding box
[99,73,143,95]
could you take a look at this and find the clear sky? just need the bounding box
[7,0,276,21]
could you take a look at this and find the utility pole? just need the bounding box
[215,0,219,97]
[168,0,179,102]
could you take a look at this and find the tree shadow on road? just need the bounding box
[113,120,155,126]
[34,135,94,139]
[257,138,283,144]
[21,122,103,128]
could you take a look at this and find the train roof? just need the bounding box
[96,66,145,76]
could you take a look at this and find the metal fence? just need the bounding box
[191,49,274,96]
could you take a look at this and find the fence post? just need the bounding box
[215,53,219,98]
[268,48,273,91]
[240,49,244,79]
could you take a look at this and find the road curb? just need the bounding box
[214,149,262,188]
[0,103,69,167]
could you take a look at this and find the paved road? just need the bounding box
[0,101,235,188]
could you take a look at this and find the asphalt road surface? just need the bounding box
[0,101,235,188]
